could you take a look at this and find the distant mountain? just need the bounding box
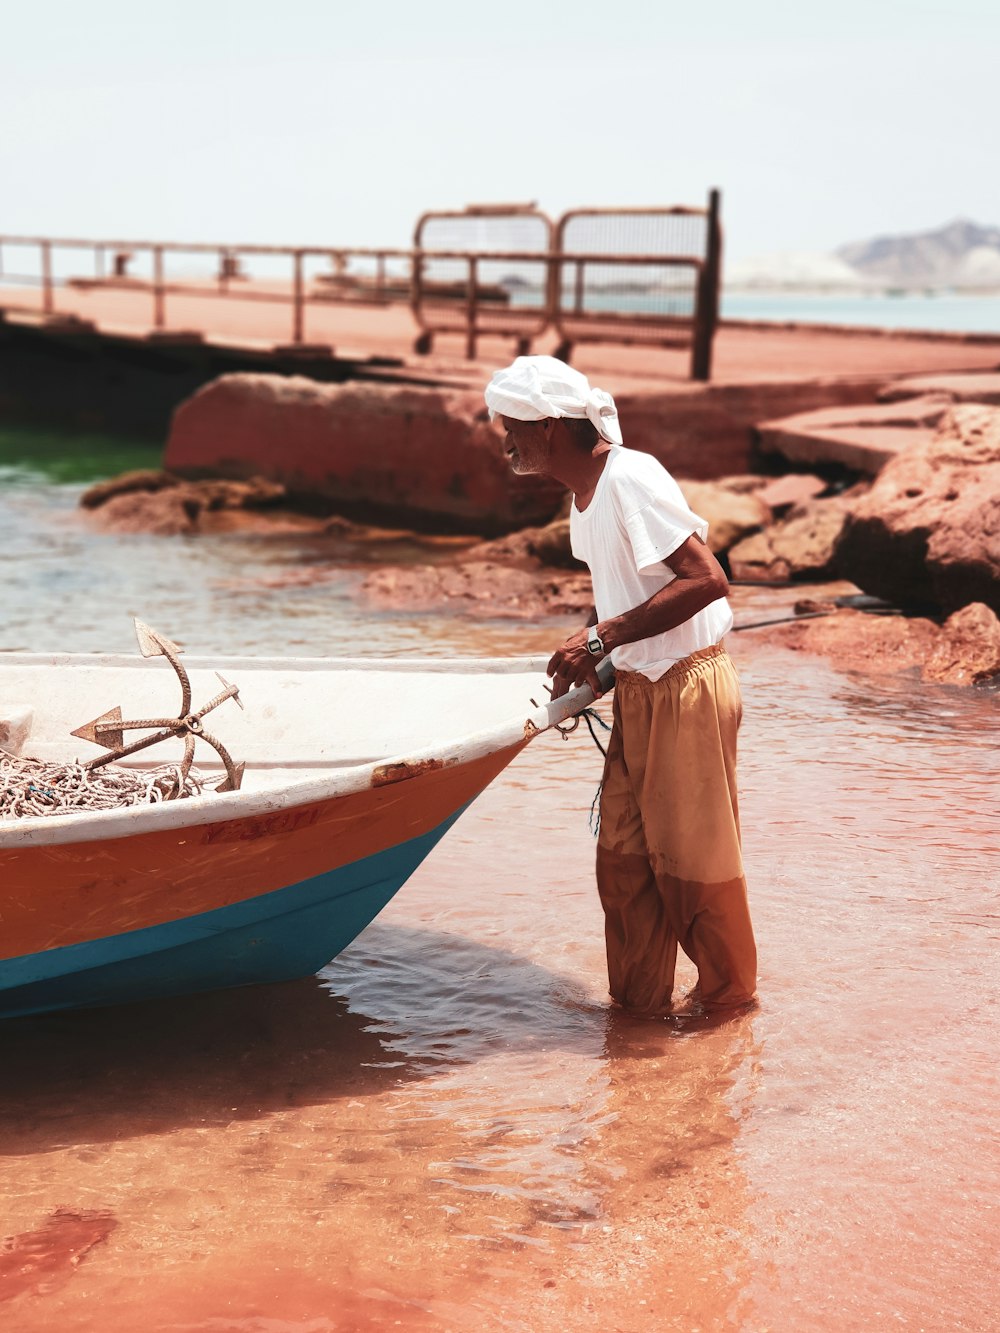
[836,218,1000,289]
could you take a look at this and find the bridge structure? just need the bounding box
[0,194,723,382]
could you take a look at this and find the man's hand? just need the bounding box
[547,627,605,700]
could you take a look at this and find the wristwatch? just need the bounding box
[587,627,605,657]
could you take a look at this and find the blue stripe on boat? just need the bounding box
[0,807,466,1019]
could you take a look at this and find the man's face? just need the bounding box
[500,416,552,476]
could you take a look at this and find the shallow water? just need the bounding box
[2,439,999,1331]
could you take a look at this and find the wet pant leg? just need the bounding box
[597,646,757,1013]
[596,703,679,1014]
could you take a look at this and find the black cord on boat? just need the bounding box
[581,706,611,757]
[574,707,612,837]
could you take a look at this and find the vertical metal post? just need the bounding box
[410,250,423,318]
[691,188,721,381]
[218,249,228,294]
[292,250,304,344]
[574,259,585,314]
[41,240,54,315]
[96,244,105,280]
[153,245,165,329]
[465,256,478,360]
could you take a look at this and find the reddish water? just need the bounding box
[2,471,999,1330]
[2,624,998,1332]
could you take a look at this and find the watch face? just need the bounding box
[588,632,603,655]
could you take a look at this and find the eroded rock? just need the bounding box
[676,480,771,554]
[362,560,594,620]
[878,372,1000,406]
[83,472,320,536]
[79,469,180,509]
[728,496,854,582]
[93,488,199,535]
[768,602,1000,685]
[165,374,564,535]
[755,395,950,474]
[835,404,1000,613]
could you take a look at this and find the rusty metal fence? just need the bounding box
[410,193,722,378]
[553,200,721,378]
[411,205,554,360]
[0,193,722,378]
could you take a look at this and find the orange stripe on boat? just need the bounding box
[0,744,524,961]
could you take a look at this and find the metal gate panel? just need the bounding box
[412,207,553,357]
[553,195,721,379]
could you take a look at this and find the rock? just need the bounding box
[675,480,771,554]
[165,374,565,536]
[93,489,198,536]
[755,395,950,475]
[756,473,827,512]
[179,477,289,512]
[728,496,853,582]
[835,404,1000,613]
[923,603,1000,683]
[468,475,771,569]
[767,603,1000,685]
[84,474,324,536]
[361,560,594,620]
[471,516,584,571]
[614,379,881,479]
[79,470,179,509]
[701,474,771,495]
[878,372,1000,406]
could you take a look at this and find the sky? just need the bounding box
[2,0,997,262]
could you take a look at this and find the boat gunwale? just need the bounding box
[0,652,606,848]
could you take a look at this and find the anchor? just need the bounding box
[71,619,245,795]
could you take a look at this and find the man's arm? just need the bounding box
[546,535,728,698]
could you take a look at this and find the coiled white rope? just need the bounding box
[0,749,217,820]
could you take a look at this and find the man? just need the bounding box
[485,356,757,1018]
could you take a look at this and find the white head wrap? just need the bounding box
[484,355,623,446]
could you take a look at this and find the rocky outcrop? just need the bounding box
[728,496,854,582]
[470,517,582,570]
[675,479,771,554]
[835,404,1000,613]
[614,379,880,479]
[81,471,327,536]
[755,395,950,475]
[769,602,1000,685]
[165,374,565,536]
[877,372,1000,406]
[362,560,594,620]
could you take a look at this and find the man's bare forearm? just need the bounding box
[598,572,726,654]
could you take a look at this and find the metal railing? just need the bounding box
[0,236,414,349]
[410,194,722,377]
[0,193,723,378]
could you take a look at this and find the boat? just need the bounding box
[0,635,610,1019]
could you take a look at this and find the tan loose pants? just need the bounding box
[597,644,757,1014]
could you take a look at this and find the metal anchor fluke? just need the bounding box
[70,619,246,796]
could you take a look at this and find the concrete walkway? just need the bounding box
[3,281,999,398]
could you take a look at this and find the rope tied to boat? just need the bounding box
[574,708,613,838]
[550,700,612,838]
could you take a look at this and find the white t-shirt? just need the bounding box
[569,446,733,681]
